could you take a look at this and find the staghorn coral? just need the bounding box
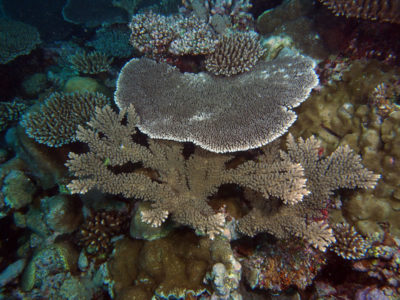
[0,99,28,132]
[68,51,113,75]
[320,0,400,24]
[332,222,372,260]
[20,91,109,147]
[114,51,318,153]
[129,12,217,58]
[204,31,265,76]
[65,106,379,250]
[237,134,379,251]
[66,105,310,239]
[0,18,41,64]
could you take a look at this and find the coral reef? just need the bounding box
[88,26,133,58]
[129,12,217,59]
[242,239,326,292]
[1,170,36,210]
[204,31,265,76]
[332,222,372,260]
[112,0,141,15]
[102,230,240,299]
[68,51,113,75]
[180,0,254,31]
[369,80,400,118]
[0,99,28,132]
[21,242,78,292]
[0,18,41,64]
[77,210,129,258]
[114,51,318,152]
[20,91,109,147]
[290,59,400,238]
[320,0,400,24]
[62,0,129,27]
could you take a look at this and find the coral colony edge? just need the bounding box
[0,0,399,299]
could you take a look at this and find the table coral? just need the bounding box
[114,51,318,153]
[0,18,41,64]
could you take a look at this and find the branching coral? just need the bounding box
[68,51,113,74]
[20,92,109,147]
[332,222,372,260]
[0,99,28,132]
[66,106,309,239]
[0,18,41,64]
[237,135,380,251]
[114,51,318,153]
[66,106,379,249]
[204,31,265,76]
[129,12,217,58]
[320,0,400,24]
[77,210,129,257]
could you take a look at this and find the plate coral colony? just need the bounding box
[0,0,399,299]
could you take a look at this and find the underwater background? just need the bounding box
[0,0,400,299]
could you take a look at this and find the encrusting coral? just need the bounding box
[20,91,109,147]
[114,50,318,153]
[66,105,379,251]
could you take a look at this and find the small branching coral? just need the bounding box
[68,51,113,74]
[66,106,379,249]
[332,222,373,260]
[21,92,109,147]
[204,31,265,76]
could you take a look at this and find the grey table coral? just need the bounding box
[114,50,319,153]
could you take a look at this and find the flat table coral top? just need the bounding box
[115,51,318,153]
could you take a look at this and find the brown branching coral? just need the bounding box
[320,0,400,24]
[78,210,129,257]
[237,135,380,251]
[68,51,113,74]
[20,91,109,147]
[115,53,318,153]
[66,106,309,239]
[369,81,400,118]
[332,222,372,260]
[204,32,265,76]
